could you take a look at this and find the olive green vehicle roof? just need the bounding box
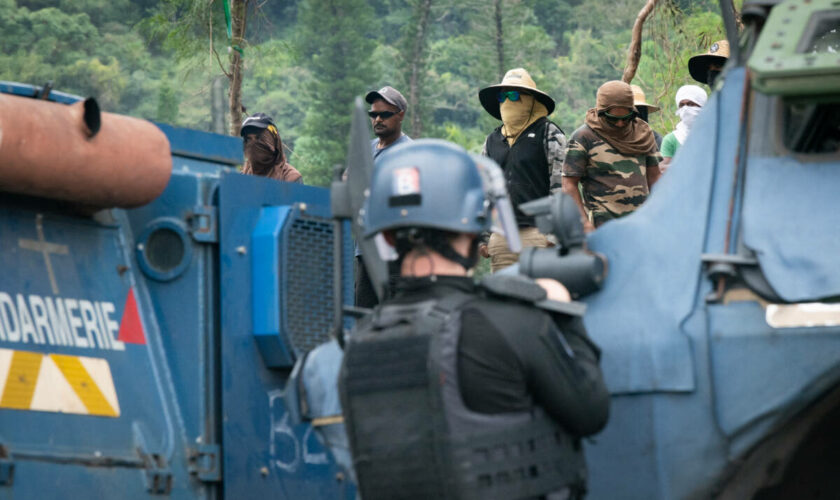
[748,0,840,99]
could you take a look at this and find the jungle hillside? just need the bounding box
[1,0,729,186]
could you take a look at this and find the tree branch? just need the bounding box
[622,0,659,84]
[213,47,233,78]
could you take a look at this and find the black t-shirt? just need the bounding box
[389,275,610,437]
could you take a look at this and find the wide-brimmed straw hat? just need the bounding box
[478,68,555,120]
[630,85,660,113]
[688,40,730,84]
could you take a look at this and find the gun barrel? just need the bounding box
[519,247,607,298]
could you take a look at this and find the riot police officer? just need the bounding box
[340,139,610,500]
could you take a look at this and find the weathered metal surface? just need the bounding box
[0,93,171,208]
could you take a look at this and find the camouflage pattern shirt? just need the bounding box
[562,124,661,226]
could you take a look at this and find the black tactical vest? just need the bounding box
[340,287,587,500]
[485,117,552,227]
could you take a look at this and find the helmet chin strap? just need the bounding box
[429,235,479,271]
[394,228,479,272]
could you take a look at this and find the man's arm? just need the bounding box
[658,133,677,174]
[530,315,610,436]
[562,176,594,233]
[561,133,595,232]
[646,152,662,188]
[459,305,609,436]
[646,163,661,187]
[546,123,567,194]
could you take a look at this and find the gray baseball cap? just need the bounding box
[365,86,407,112]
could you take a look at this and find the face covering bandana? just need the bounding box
[674,105,702,144]
[244,130,280,174]
[500,94,547,146]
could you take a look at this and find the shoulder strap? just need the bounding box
[481,274,546,302]
[481,274,586,317]
[415,291,476,337]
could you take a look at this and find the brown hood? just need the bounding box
[584,81,658,156]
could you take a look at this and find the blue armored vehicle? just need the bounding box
[0,82,356,498]
[0,0,838,498]
[579,0,840,498]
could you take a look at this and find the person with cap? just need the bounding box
[239,113,303,183]
[477,68,567,273]
[659,85,709,173]
[365,85,412,158]
[631,84,663,149]
[561,80,662,231]
[353,86,414,309]
[340,139,610,500]
[688,39,729,87]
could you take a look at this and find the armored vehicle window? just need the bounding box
[747,0,840,154]
[798,12,840,53]
[781,12,840,153]
[784,101,840,153]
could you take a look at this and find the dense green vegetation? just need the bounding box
[1,0,727,186]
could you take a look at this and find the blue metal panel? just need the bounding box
[584,70,747,499]
[219,171,355,500]
[708,301,840,437]
[741,155,840,301]
[252,206,296,367]
[155,122,244,167]
[125,161,226,466]
[0,201,206,498]
[0,81,82,104]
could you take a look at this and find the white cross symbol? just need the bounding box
[18,214,69,294]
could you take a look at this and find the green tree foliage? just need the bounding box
[293,0,376,186]
[2,0,732,184]
[0,0,176,116]
[635,1,724,134]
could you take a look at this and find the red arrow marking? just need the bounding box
[118,288,147,345]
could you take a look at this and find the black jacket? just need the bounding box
[389,275,610,436]
[486,118,551,227]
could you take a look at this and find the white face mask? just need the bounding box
[677,105,702,128]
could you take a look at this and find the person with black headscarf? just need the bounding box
[240,113,303,183]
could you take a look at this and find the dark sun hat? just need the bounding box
[688,40,730,84]
[478,68,555,120]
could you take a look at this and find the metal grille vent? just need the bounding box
[284,214,335,356]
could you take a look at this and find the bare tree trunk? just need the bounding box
[622,0,659,84]
[494,0,504,80]
[407,0,433,137]
[228,0,247,136]
[211,75,226,134]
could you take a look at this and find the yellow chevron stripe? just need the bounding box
[50,354,117,417]
[0,350,43,409]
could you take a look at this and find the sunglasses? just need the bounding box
[368,110,397,120]
[497,90,527,103]
[599,110,637,123]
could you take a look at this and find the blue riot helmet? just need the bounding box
[363,139,520,269]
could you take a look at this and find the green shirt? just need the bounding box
[660,132,680,158]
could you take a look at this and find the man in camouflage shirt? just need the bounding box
[562,80,661,231]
